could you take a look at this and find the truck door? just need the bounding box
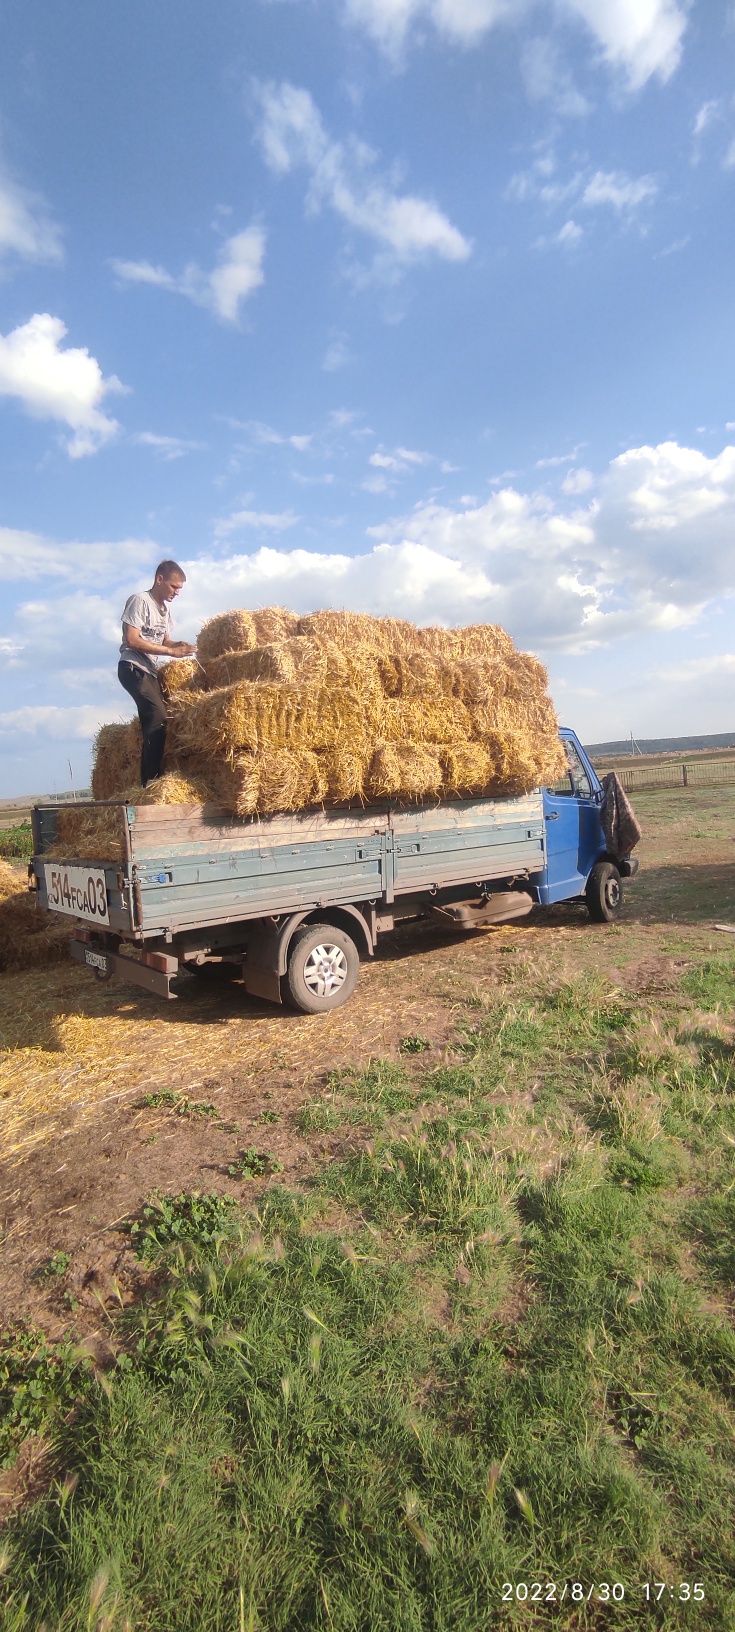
[541,736,604,904]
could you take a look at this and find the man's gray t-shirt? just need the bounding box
[120,593,172,677]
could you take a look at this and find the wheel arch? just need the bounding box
[278,905,373,974]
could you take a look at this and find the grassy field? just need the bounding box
[0,786,734,1628]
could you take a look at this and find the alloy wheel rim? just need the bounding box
[303,943,348,997]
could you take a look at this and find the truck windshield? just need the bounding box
[548,741,592,799]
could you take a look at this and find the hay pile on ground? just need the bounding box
[83,608,564,831]
[0,860,70,970]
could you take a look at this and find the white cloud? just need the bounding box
[165,437,735,655]
[370,446,429,471]
[213,508,300,540]
[0,167,63,265]
[234,419,314,453]
[535,217,584,249]
[111,259,175,289]
[112,224,266,325]
[254,81,471,270]
[536,444,585,468]
[562,466,595,494]
[521,36,591,117]
[322,334,353,372]
[0,315,123,457]
[557,219,584,246]
[509,157,656,239]
[133,432,205,461]
[655,235,690,258]
[291,469,336,486]
[370,450,404,470]
[0,636,24,664]
[693,99,720,141]
[0,704,112,739]
[581,170,658,210]
[559,0,686,90]
[5,437,735,758]
[341,0,687,87]
[0,527,154,584]
[396,445,430,464]
[208,227,267,321]
[657,652,735,683]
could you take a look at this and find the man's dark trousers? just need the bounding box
[118,660,167,786]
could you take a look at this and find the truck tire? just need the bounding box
[586,861,623,923]
[284,923,360,1013]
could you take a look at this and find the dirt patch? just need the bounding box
[0,1433,57,1527]
[1,791,732,1342]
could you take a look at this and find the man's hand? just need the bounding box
[170,641,197,657]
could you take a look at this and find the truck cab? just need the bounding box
[534,728,637,919]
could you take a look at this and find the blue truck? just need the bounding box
[30,728,638,1014]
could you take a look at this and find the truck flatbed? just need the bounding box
[30,730,638,1012]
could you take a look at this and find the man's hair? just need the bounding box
[155,560,186,582]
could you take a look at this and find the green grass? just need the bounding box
[3,956,735,1627]
[32,1250,72,1282]
[138,1090,219,1119]
[128,1191,240,1261]
[681,955,735,1009]
[0,821,33,860]
[227,1147,284,1180]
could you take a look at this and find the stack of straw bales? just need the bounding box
[84,607,564,830]
[0,860,70,970]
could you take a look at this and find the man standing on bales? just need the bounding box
[118,560,196,787]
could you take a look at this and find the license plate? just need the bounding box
[43,863,110,925]
[84,948,109,973]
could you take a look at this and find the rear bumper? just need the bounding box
[70,935,179,1000]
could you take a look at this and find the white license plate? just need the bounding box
[43,863,110,925]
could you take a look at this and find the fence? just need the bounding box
[611,760,735,793]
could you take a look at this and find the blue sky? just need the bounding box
[0,0,733,794]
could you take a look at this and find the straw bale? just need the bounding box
[169,681,374,759]
[439,741,495,795]
[197,609,258,662]
[205,755,260,818]
[414,623,516,661]
[205,749,326,817]
[320,745,368,805]
[258,747,327,814]
[297,610,417,654]
[91,722,141,800]
[366,742,443,802]
[0,861,69,971]
[159,659,204,699]
[378,696,472,743]
[251,606,299,646]
[89,608,563,817]
[376,651,462,700]
[206,636,329,691]
[205,635,383,697]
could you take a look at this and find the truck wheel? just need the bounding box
[586,861,623,923]
[285,923,359,1013]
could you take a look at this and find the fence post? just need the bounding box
[682,764,688,787]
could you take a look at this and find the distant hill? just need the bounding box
[585,732,735,758]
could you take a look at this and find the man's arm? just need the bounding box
[123,625,196,658]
